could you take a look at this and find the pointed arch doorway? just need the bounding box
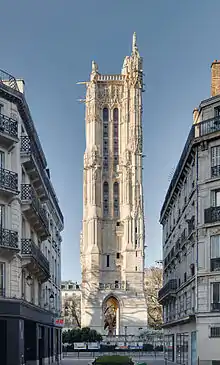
[103,295,120,336]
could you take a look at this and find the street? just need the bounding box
[60,359,165,365]
[60,352,165,365]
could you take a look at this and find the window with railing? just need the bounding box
[0,262,5,297]
[211,282,220,311]
[176,333,189,365]
[211,235,220,271]
[103,108,109,172]
[210,326,220,338]
[211,146,220,178]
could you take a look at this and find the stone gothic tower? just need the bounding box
[80,33,148,336]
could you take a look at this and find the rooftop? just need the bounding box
[160,103,220,221]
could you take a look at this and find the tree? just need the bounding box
[144,266,163,329]
[62,327,102,344]
[63,293,81,328]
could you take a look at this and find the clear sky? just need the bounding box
[1,0,219,281]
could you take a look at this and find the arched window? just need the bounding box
[103,108,109,122]
[113,182,119,217]
[113,108,119,168]
[103,182,109,217]
[103,108,109,172]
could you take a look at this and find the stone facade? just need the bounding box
[159,62,220,365]
[61,280,81,329]
[80,33,148,336]
[0,70,64,364]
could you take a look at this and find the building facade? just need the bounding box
[80,33,148,336]
[61,281,81,330]
[0,69,64,364]
[159,61,220,365]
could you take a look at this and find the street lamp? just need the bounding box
[124,326,127,345]
[49,292,54,310]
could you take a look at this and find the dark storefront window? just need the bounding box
[176,333,189,365]
[164,334,174,362]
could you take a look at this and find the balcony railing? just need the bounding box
[0,69,19,91]
[99,282,126,290]
[158,279,177,303]
[161,116,220,221]
[21,239,50,280]
[0,168,18,193]
[211,165,220,178]
[0,113,18,139]
[211,258,220,272]
[199,116,220,136]
[211,302,220,311]
[204,207,220,224]
[21,136,64,225]
[21,184,49,233]
[0,228,19,250]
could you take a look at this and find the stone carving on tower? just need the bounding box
[80,33,148,336]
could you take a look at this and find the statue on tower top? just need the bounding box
[132,32,139,56]
[90,60,99,81]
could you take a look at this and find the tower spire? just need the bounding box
[132,32,139,55]
[132,32,137,51]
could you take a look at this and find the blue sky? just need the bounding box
[1,0,219,281]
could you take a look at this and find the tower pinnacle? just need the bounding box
[132,32,138,54]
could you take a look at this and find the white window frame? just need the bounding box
[0,150,5,169]
[211,190,220,207]
[211,235,220,259]
[211,146,220,167]
[211,282,220,303]
[0,204,5,227]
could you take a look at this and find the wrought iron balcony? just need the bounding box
[0,228,19,251]
[20,136,64,226]
[0,168,18,195]
[0,69,19,91]
[0,113,18,147]
[211,302,220,311]
[158,279,177,304]
[211,165,220,178]
[99,282,126,290]
[21,239,50,282]
[211,258,220,272]
[21,184,50,240]
[204,206,220,224]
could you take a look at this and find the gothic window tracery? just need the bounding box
[103,181,109,217]
[113,108,119,168]
[103,108,109,172]
[113,182,119,217]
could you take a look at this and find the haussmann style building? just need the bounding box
[0,69,64,364]
[80,33,148,337]
[159,61,220,365]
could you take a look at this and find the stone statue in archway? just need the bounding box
[103,297,118,336]
[104,304,116,336]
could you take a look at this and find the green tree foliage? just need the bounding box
[145,266,163,329]
[62,327,102,344]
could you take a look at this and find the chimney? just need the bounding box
[193,108,199,124]
[211,60,220,97]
